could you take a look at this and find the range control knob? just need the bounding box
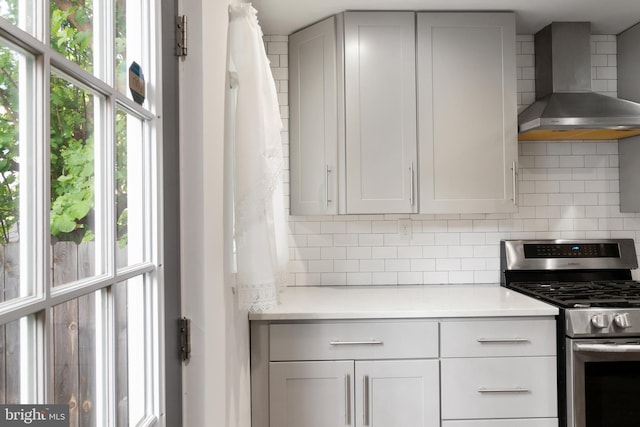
[614,313,632,329]
[591,313,611,329]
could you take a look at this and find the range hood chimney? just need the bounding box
[518,22,640,141]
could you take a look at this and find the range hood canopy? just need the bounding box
[518,22,640,141]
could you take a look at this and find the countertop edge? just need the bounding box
[247,285,559,321]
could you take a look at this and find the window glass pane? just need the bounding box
[0,41,35,303]
[0,0,35,36]
[115,1,145,102]
[52,292,100,427]
[0,315,37,404]
[114,276,147,425]
[116,109,146,268]
[50,74,104,286]
[50,0,94,73]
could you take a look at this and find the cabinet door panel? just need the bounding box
[345,12,417,213]
[356,360,440,427]
[289,17,338,215]
[418,13,517,213]
[270,361,353,427]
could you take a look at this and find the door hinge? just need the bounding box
[180,317,191,362]
[176,15,187,57]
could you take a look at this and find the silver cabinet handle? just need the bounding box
[477,338,530,344]
[478,387,531,393]
[329,340,383,346]
[409,162,415,207]
[326,165,332,206]
[345,374,351,425]
[363,375,370,426]
[511,160,517,205]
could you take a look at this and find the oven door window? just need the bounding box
[585,361,640,427]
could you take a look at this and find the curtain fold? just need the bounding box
[226,3,288,312]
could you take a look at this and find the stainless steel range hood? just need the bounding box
[518,22,640,141]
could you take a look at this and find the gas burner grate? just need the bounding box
[507,280,640,308]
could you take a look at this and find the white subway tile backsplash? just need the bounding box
[424,272,449,284]
[411,259,436,271]
[372,246,398,259]
[334,260,360,272]
[398,246,424,259]
[321,247,346,260]
[347,272,372,286]
[572,142,599,155]
[358,234,384,246]
[423,246,449,258]
[399,272,424,284]
[373,272,398,285]
[320,273,346,285]
[267,33,640,286]
[360,260,385,272]
[450,271,475,284]
[309,260,334,273]
[386,259,411,272]
[546,143,572,155]
[435,232,461,245]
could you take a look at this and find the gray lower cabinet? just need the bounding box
[417,12,518,213]
[440,318,558,426]
[269,361,352,427]
[269,359,439,427]
[251,317,558,427]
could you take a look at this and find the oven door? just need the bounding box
[567,338,640,427]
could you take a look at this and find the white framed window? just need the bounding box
[0,1,165,425]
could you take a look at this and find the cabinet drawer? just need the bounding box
[441,357,557,419]
[443,419,557,427]
[441,318,556,357]
[269,321,438,361]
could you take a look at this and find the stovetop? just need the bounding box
[507,280,640,309]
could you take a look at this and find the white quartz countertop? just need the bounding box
[248,284,559,320]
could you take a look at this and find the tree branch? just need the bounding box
[53,0,93,33]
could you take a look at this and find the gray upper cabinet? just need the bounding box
[618,22,640,212]
[289,16,339,215]
[344,12,418,214]
[417,12,518,213]
[288,11,518,215]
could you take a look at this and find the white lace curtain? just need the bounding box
[226,3,288,312]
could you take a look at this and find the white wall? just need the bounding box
[266,32,640,286]
[181,0,251,426]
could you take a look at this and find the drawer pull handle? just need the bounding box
[477,338,530,344]
[478,387,531,393]
[329,340,383,346]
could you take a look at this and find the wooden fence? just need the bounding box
[0,242,129,427]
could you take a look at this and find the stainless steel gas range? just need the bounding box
[501,239,640,427]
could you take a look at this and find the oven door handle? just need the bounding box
[573,342,640,353]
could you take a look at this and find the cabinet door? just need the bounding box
[417,13,518,213]
[289,17,339,215]
[270,361,354,427]
[356,360,440,427]
[344,12,417,214]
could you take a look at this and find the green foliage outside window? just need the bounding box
[0,0,129,246]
